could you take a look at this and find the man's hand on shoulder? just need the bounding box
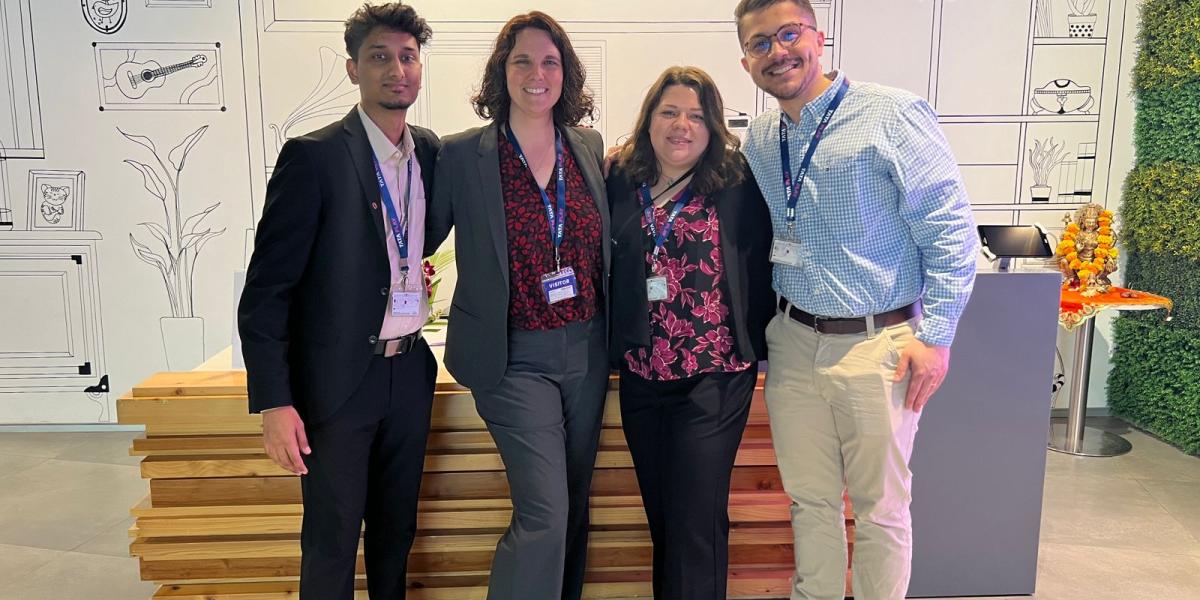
[262,406,310,475]
[894,339,951,413]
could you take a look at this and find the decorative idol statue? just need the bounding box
[1055,203,1118,296]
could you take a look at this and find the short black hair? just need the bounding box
[344,2,432,60]
[734,0,817,44]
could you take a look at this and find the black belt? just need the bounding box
[777,297,919,335]
[371,331,422,357]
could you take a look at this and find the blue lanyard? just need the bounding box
[638,184,694,268]
[371,153,413,280]
[780,78,849,232]
[505,124,567,270]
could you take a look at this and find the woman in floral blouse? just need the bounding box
[607,66,775,599]
[425,12,610,600]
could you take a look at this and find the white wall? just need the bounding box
[0,0,1139,422]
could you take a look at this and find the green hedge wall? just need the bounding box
[1108,0,1200,454]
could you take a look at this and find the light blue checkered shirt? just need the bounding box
[743,72,978,347]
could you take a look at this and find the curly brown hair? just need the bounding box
[616,66,743,196]
[471,11,595,126]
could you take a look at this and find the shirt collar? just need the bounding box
[357,104,414,163]
[791,70,847,124]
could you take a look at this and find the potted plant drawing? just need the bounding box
[1027,137,1069,203]
[121,125,225,370]
[1067,0,1097,37]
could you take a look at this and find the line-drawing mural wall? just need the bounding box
[0,0,1140,422]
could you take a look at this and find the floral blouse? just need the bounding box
[623,191,751,380]
[499,129,603,331]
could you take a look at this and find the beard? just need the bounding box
[378,99,415,111]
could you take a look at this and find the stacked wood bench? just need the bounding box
[119,369,855,599]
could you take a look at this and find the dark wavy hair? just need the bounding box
[616,67,743,195]
[471,11,595,126]
[344,2,432,59]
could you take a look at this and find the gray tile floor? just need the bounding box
[0,421,1197,599]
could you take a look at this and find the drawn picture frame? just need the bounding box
[27,169,85,231]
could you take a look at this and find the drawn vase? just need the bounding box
[1030,184,1052,203]
[160,316,205,370]
[1068,13,1097,37]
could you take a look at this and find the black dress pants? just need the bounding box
[618,365,757,600]
[298,338,436,600]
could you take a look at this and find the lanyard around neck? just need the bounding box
[779,77,849,233]
[505,124,567,270]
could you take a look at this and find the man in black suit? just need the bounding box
[237,4,439,599]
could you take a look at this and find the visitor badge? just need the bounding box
[647,275,668,302]
[392,290,422,317]
[541,267,578,304]
[770,239,803,267]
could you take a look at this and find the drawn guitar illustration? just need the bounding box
[114,54,208,99]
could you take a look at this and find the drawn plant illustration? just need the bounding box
[121,125,225,318]
[1027,137,1070,202]
[269,46,360,155]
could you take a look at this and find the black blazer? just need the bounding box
[607,158,774,367]
[425,123,609,390]
[239,109,440,422]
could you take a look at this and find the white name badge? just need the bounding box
[770,239,803,267]
[646,275,668,302]
[392,290,422,317]
[541,267,578,305]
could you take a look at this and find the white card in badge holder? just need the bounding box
[541,267,578,305]
[646,275,668,301]
[392,290,422,317]
[770,239,803,267]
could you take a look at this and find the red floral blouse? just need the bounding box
[499,129,603,331]
[623,191,751,380]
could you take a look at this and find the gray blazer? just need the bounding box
[425,122,610,390]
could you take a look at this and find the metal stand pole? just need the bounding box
[1049,317,1132,456]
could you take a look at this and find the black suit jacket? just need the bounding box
[606,158,774,367]
[239,109,441,422]
[425,123,609,390]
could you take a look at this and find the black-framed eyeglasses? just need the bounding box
[743,22,817,59]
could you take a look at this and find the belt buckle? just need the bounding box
[811,315,831,334]
[383,338,401,357]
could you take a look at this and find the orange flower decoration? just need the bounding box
[1066,223,1081,233]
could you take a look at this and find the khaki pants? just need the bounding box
[764,311,921,600]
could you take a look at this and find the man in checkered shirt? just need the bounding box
[735,1,978,599]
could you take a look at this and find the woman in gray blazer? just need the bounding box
[424,11,610,600]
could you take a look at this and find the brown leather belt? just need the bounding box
[777,297,919,335]
[372,331,422,357]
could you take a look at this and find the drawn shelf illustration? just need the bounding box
[121,125,225,370]
[1,0,44,159]
[0,164,110,422]
[1067,0,1098,37]
[1027,138,1069,203]
[94,42,224,111]
[81,0,127,35]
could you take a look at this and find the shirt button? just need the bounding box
[371,202,379,210]
[380,287,388,296]
[368,335,378,344]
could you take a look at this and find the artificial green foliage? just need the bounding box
[1121,163,1200,258]
[1132,0,1200,90]
[1108,316,1200,454]
[1124,249,1200,328]
[1134,84,1200,166]
[1108,0,1200,454]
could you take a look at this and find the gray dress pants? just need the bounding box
[472,316,609,600]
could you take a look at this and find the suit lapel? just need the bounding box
[475,123,510,287]
[563,127,611,287]
[342,109,388,252]
[715,187,747,334]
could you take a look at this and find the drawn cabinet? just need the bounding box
[0,232,110,422]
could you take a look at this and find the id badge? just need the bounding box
[646,275,668,302]
[540,267,578,305]
[392,290,422,317]
[770,239,803,267]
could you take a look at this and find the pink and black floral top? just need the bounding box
[623,191,752,380]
